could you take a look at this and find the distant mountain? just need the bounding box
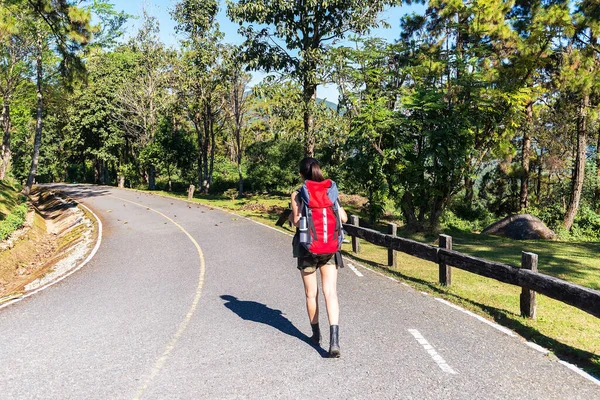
[317,98,338,111]
[245,89,339,112]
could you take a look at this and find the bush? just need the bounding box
[444,198,497,232]
[525,205,563,232]
[569,205,600,241]
[246,138,304,193]
[210,156,242,194]
[0,203,28,241]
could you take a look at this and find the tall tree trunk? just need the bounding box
[464,175,474,205]
[24,34,43,196]
[167,166,172,192]
[429,194,448,233]
[563,95,589,231]
[236,126,243,197]
[400,192,418,229]
[0,103,11,180]
[148,165,156,190]
[202,105,210,193]
[303,80,316,158]
[208,114,216,191]
[234,80,244,197]
[520,102,533,210]
[192,118,204,190]
[536,149,543,201]
[596,127,600,211]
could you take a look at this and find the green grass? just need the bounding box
[0,180,27,240]
[138,188,600,377]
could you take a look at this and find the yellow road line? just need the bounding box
[108,195,206,400]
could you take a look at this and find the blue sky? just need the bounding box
[111,1,423,102]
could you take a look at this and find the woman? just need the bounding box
[290,157,348,358]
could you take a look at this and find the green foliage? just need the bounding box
[209,155,244,194]
[0,202,27,240]
[245,138,304,193]
[223,187,238,200]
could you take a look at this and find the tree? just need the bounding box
[0,4,34,180]
[173,0,227,193]
[559,0,598,231]
[64,49,134,185]
[7,0,95,194]
[503,0,571,210]
[227,0,402,157]
[223,46,251,196]
[114,8,172,190]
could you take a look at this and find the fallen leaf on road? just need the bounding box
[107,210,112,213]
[124,221,128,224]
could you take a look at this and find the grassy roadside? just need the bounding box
[0,180,28,241]
[138,188,600,377]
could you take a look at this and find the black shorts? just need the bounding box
[297,253,335,273]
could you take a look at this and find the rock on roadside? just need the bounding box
[481,214,555,240]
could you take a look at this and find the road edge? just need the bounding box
[0,194,103,311]
[92,185,600,385]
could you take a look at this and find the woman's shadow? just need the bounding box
[220,295,328,357]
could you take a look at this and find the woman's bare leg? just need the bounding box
[320,263,339,325]
[301,270,319,324]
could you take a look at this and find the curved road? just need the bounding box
[0,184,598,399]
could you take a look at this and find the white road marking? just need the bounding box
[109,195,207,400]
[408,329,457,375]
[347,263,363,277]
[558,360,600,387]
[120,188,600,385]
[0,198,103,311]
[525,342,549,355]
[434,298,517,337]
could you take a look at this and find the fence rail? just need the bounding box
[343,217,600,320]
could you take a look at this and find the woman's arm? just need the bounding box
[338,202,348,223]
[289,191,302,226]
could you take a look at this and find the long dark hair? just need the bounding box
[299,157,325,182]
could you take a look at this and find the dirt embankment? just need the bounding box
[0,188,98,304]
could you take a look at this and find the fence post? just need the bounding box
[438,234,452,286]
[520,252,538,319]
[187,184,195,201]
[351,215,360,254]
[388,223,397,267]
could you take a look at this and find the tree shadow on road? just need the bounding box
[220,295,328,357]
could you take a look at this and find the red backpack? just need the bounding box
[298,179,344,255]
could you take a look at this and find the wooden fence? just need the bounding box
[343,216,600,320]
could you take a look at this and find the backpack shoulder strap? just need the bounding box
[327,181,340,210]
[299,184,310,207]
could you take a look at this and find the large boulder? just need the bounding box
[481,214,555,240]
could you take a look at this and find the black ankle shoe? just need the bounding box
[310,323,320,345]
[329,325,340,358]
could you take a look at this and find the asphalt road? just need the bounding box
[0,184,598,399]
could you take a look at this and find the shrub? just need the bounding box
[444,198,497,232]
[246,138,304,193]
[224,188,238,200]
[0,203,28,241]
